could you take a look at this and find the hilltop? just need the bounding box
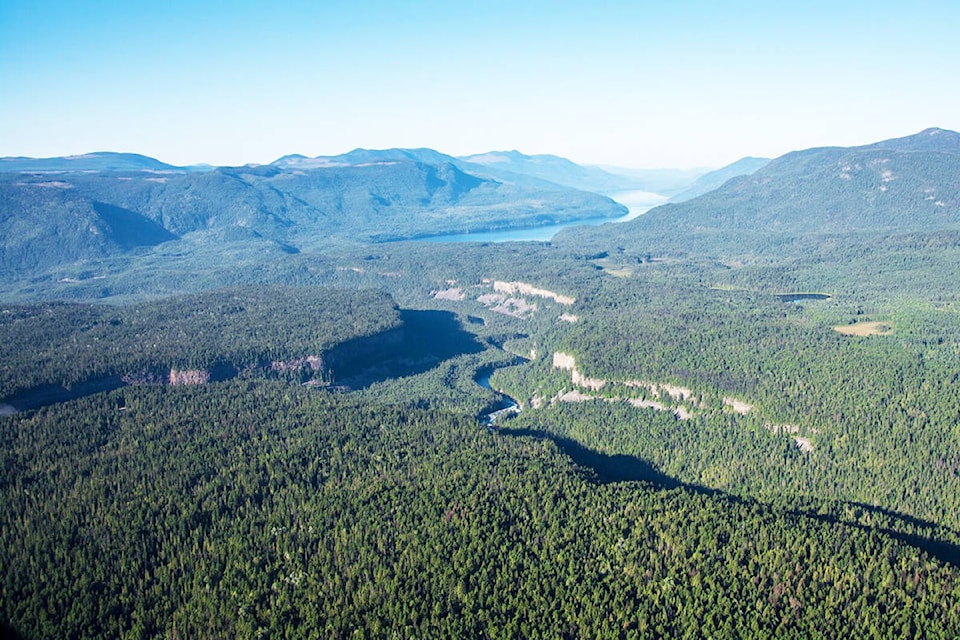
[0,149,627,274]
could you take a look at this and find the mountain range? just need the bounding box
[3,129,958,278]
[0,152,209,173]
[609,127,960,241]
[458,150,647,194]
[0,148,629,274]
[5,128,960,638]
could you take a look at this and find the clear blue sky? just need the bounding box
[1,0,957,168]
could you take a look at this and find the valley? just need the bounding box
[3,129,960,637]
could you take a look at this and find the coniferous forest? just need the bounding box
[3,129,960,637]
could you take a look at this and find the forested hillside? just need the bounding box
[4,380,959,639]
[4,129,960,637]
[0,150,626,274]
[561,127,960,259]
[668,156,770,202]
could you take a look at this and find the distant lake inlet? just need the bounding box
[417,190,668,243]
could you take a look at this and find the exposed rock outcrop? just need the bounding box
[169,369,210,385]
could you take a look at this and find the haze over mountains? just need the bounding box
[2,128,955,282]
[668,156,771,203]
[458,150,648,194]
[0,152,208,173]
[630,127,960,237]
[0,148,630,274]
[5,129,960,638]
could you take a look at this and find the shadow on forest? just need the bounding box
[0,622,27,640]
[789,502,960,569]
[1,310,484,411]
[329,309,484,390]
[502,427,680,487]
[500,426,960,569]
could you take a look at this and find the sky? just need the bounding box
[1,0,958,169]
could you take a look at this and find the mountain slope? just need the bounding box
[275,147,596,192]
[592,165,710,195]
[0,180,177,273]
[0,150,627,274]
[669,156,770,202]
[459,150,645,194]
[0,152,187,173]
[628,127,960,236]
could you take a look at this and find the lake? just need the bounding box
[776,293,833,303]
[420,189,667,243]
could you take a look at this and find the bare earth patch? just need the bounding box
[552,353,692,418]
[433,287,465,301]
[494,281,575,305]
[794,437,814,453]
[626,380,697,404]
[18,181,73,189]
[559,313,579,323]
[477,293,504,306]
[571,369,606,391]
[169,369,210,385]
[833,321,893,336]
[660,383,694,402]
[558,389,595,403]
[552,352,607,391]
[492,298,537,318]
[723,397,754,415]
[628,398,668,411]
[767,423,800,435]
[271,355,323,373]
[475,292,536,318]
[552,352,576,370]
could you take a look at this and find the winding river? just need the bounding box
[474,365,522,425]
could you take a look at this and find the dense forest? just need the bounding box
[0,287,402,402]
[3,382,960,638]
[4,129,960,636]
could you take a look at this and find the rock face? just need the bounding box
[494,281,575,305]
[271,355,324,373]
[168,369,210,385]
[552,352,606,390]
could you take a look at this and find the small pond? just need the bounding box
[776,293,832,303]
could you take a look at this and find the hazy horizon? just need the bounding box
[2,1,957,169]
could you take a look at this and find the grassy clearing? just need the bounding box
[833,321,894,336]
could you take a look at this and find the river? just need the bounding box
[474,364,522,426]
[420,190,667,243]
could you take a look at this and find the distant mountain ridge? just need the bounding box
[273,147,461,169]
[0,152,197,173]
[273,147,618,194]
[0,184,177,273]
[8,128,955,278]
[669,157,770,203]
[863,127,960,153]
[458,150,646,194]
[591,165,710,195]
[0,148,627,274]
[628,127,960,237]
